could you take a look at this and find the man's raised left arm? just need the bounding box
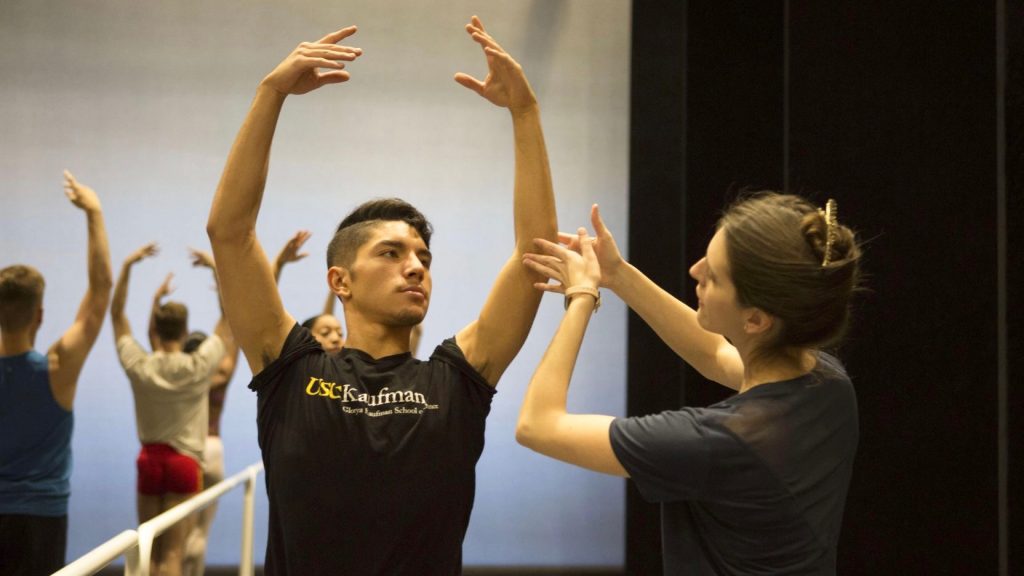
[454,16,557,386]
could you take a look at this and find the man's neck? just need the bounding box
[342,316,413,360]
[0,330,34,356]
[157,340,185,354]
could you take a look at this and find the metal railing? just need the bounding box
[53,462,264,576]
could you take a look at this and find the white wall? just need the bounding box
[0,0,629,567]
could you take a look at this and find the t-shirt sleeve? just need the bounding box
[248,323,322,396]
[116,335,147,378]
[430,338,496,408]
[609,408,715,503]
[193,334,226,378]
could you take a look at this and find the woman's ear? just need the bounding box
[742,307,775,337]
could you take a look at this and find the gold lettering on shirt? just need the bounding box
[302,376,435,414]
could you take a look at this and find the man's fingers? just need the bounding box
[315,71,351,88]
[302,43,362,60]
[316,25,358,45]
[299,58,347,72]
[454,73,485,95]
[471,31,503,54]
[62,169,79,202]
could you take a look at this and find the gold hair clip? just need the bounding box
[821,199,838,266]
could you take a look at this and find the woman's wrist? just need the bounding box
[564,285,601,312]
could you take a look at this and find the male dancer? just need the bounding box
[111,245,230,576]
[0,171,112,576]
[207,16,556,575]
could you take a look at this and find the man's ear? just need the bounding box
[328,266,352,301]
[743,307,775,337]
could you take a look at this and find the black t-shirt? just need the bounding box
[250,324,495,575]
[610,352,858,576]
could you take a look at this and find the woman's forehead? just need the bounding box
[313,315,341,330]
[706,229,729,274]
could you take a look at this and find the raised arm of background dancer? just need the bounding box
[453,16,557,386]
[46,171,113,411]
[190,248,237,365]
[147,273,173,350]
[561,205,744,390]
[111,242,158,345]
[272,230,311,283]
[271,230,328,314]
[517,228,626,476]
[207,26,361,374]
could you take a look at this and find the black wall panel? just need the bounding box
[628,2,1016,573]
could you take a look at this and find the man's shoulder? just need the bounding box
[249,324,322,393]
[426,337,471,368]
[0,349,49,372]
[423,337,495,398]
[115,334,147,355]
[195,333,226,359]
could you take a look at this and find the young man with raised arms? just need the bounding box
[0,171,112,576]
[111,245,231,576]
[207,16,556,575]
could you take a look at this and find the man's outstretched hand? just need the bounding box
[63,170,102,213]
[261,26,363,96]
[454,16,537,111]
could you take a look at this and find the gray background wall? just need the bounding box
[0,0,630,568]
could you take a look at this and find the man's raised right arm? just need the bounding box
[111,243,158,344]
[47,171,113,410]
[206,26,361,374]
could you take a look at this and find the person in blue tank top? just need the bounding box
[0,171,113,576]
[519,195,863,575]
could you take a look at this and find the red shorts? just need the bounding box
[136,444,202,495]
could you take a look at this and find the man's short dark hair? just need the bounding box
[326,198,433,268]
[0,265,45,332]
[154,301,189,342]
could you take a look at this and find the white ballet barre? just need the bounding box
[52,461,264,576]
[51,530,139,576]
[134,462,264,576]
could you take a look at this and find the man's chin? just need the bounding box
[393,308,427,327]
